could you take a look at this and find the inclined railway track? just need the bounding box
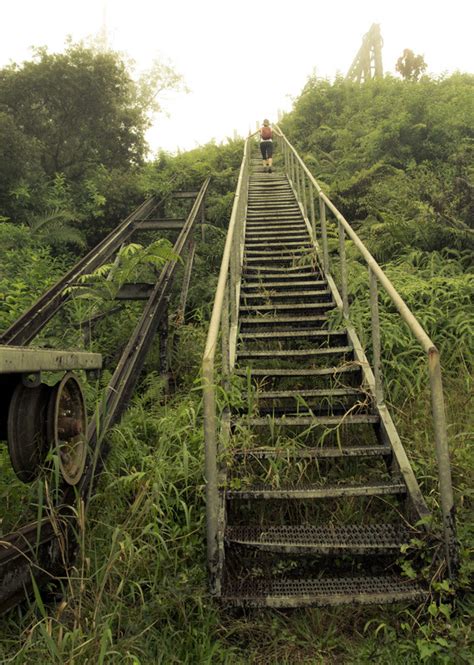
[0,178,209,613]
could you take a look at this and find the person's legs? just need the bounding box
[260,142,267,170]
[267,142,274,172]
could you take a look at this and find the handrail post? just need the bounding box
[221,284,230,383]
[301,171,308,219]
[369,267,384,405]
[310,182,316,240]
[202,357,218,590]
[296,160,302,203]
[319,196,330,273]
[338,221,349,316]
[428,351,457,576]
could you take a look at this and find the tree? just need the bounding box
[395,49,428,81]
[0,44,150,180]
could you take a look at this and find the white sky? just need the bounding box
[1,0,473,155]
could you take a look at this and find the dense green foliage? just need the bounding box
[281,74,473,258]
[0,47,472,664]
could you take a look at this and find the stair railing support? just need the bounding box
[368,267,384,405]
[429,351,457,577]
[319,197,330,273]
[310,183,317,239]
[338,221,349,317]
[301,171,308,219]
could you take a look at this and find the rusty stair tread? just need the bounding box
[239,329,344,339]
[240,302,335,311]
[222,575,426,608]
[235,414,379,427]
[226,480,406,500]
[241,290,332,300]
[243,271,321,280]
[234,365,359,376]
[232,444,391,460]
[237,346,353,359]
[225,524,413,553]
[253,387,363,398]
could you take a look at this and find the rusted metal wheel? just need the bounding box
[7,382,50,482]
[46,372,87,486]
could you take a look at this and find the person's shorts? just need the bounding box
[260,140,273,160]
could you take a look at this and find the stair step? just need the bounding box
[222,575,426,608]
[243,271,320,280]
[241,302,334,312]
[237,346,352,360]
[236,415,379,428]
[226,480,406,500]
[245,241,311,249]
[254,387,361,398]
[244,248,310,257]
[232,444,391,460]
[234,365,359,377]
[239,329,343,339]
[225,524,412,554]
[241,289,331,300]
[244,265,319,273]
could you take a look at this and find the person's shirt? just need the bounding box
[260,125,273,141]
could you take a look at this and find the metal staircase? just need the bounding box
[202,134,456,609]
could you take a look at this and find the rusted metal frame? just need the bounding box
[276,128,455,572]
[368,267,384,405]
[201,195,206,242]
[0,197,158,346]
[87,177,210,444]
[177,237,196,322]
[338,221,349,317]
[158,306,169,392]
[136,219,186,230]
[0,346,102,374]
[202,139,250,592]
[0,180,210,614]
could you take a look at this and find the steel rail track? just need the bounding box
[0,178,210,613]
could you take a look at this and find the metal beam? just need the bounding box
[0,345,102,374]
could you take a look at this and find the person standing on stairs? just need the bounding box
[259,119,281,173]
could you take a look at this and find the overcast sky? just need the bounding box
[1,0,473,155]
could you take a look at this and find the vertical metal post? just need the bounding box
[296,160,302,204]
[428,351,456,577]
[201,199,206,242]
[368,267,384,405]
[338,221,349,316]
[158,307,169,393]
[177,238,196,323]
[319,196,330,273]
[202,359,218,590]
[310,182,316,239]
[301,171,307,218]
[221,283,230,385]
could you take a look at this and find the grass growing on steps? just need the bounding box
[0,302,472,664]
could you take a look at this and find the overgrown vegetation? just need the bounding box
[0,43,472,663]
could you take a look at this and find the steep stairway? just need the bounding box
[218,156,429,607]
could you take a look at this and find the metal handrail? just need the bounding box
[277,127,456,574]
[202,137,251,587]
